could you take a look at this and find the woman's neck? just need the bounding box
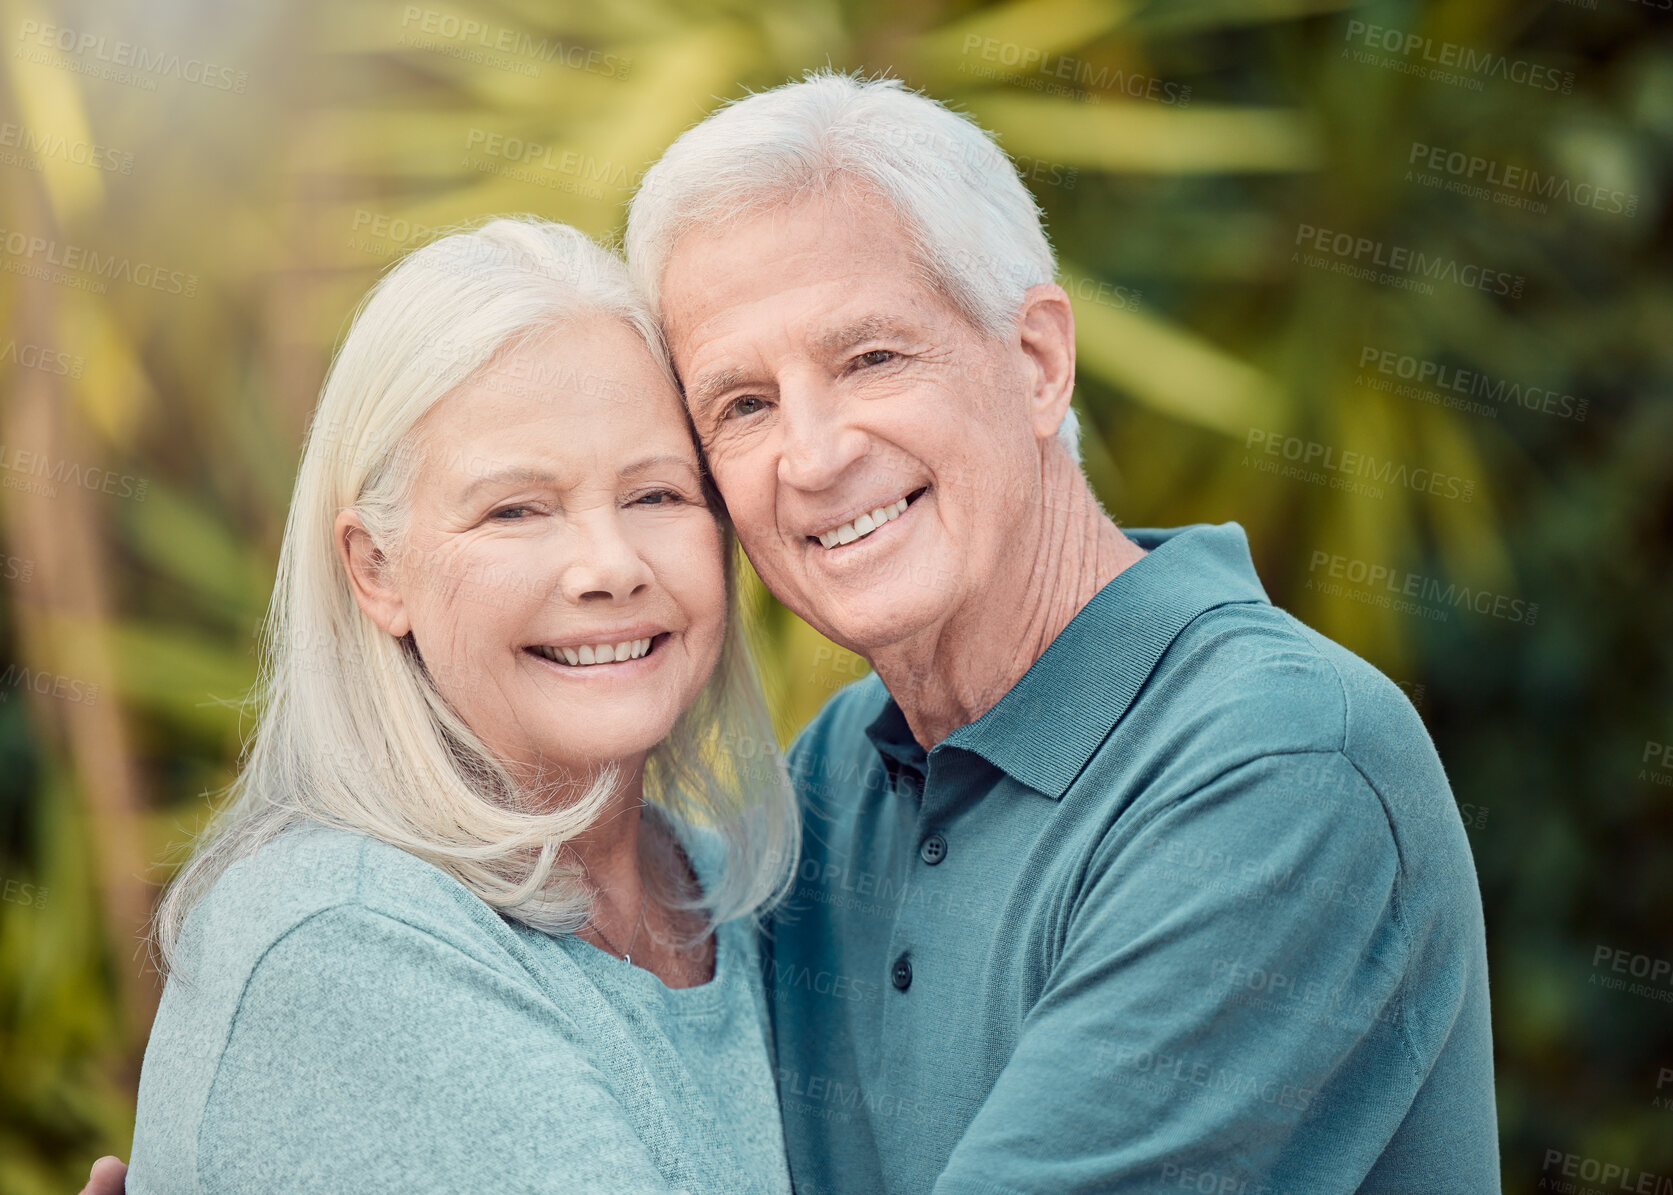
[564,762,715,989]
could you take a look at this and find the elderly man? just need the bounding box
[627,72,1497,1193]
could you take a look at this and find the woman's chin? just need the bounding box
[491,718,680,781]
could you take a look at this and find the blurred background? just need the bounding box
[1,0,1669,1189]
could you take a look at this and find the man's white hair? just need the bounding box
[153,217,799,975]
[626,69,1082,463]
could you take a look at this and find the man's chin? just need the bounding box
[801,596,946,665]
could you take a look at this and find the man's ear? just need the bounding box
[1015,282,1077,445]
[334,509,411,638]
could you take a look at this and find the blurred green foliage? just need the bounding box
[2,0,1669,1190]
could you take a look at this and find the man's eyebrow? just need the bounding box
[812,315,915,357]
[685,317,917,416]
[687,366,751,416]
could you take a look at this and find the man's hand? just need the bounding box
[79,1155,127,1194]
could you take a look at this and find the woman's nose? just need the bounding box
[558,514,654,604]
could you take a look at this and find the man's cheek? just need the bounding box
[707,461,778,547]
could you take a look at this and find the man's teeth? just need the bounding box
[818,496,909,549]
[532,638,653,667]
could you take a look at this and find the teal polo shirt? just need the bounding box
[762,522,1498,1195]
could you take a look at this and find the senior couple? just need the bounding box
[87,72,1498,1194]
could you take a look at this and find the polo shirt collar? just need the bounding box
[863,522,1271,799]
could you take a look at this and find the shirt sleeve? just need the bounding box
[196,904,684,1195]
[932,750,1414,1194]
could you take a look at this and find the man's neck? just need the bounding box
[869,447,1146,750]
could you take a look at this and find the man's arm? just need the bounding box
[932,750,1445,1194]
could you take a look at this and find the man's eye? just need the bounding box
[727,396,767,419]
[490,504,539,520]
[857,349,896,367]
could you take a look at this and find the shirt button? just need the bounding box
[919,833,947,866]
[891,955,912,991]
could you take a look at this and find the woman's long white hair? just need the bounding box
[153,216,798,975]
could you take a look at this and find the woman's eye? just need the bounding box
[857,349,896,368]
[490,504,533,520]
[727,396,767,419]
[632,489,681,506]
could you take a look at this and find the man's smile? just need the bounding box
[806,487,929,550]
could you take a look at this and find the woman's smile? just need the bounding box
[525,630,673,672]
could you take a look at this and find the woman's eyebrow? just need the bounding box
[458,465,560,502]
[457,456,696,500]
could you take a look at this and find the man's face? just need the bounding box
[659,188,1046,654]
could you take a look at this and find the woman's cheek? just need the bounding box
[672,519,728,639]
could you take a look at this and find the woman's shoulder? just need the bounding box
[172,821,526,987]
[129,826,608,1194]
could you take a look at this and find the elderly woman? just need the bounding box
[118,218,799,1193]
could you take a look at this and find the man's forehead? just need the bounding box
[678,308,927,393]
[658,189,922,326]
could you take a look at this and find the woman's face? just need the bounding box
[353,314,727,780]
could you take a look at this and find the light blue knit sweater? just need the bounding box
[127,820,791,1194]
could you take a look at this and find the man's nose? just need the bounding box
[559,513,654,604]
[776,371,866,492]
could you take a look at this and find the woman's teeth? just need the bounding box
[818,496,909,549]
[531,638,653,667]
